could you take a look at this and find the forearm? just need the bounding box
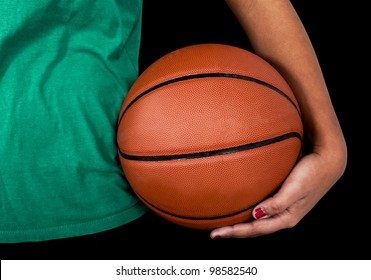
[225,0,347,174]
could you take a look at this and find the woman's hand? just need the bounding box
[210,139,347,239]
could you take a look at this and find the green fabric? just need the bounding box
[0,0,148,242]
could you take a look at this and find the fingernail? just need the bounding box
[253,207,267,219]
[211,235,221,240]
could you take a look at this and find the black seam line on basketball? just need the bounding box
[119,132,302,161]
[135,190,273,220]
[117,73,301,126]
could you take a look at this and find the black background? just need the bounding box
[1,0,367,260]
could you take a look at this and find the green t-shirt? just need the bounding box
[0,0,148,242]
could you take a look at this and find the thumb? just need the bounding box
[252,197,274,220]
[252,184,299,220]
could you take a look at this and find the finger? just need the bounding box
[210,213,289,239]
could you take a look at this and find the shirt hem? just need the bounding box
[0,204,149,243]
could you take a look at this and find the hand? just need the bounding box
[210,143,347,239]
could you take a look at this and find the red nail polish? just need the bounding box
[254,207,267,219]
[212,235,221,240]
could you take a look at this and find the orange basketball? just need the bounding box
[117,44,303,230]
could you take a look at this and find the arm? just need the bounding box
[210,0,347,238]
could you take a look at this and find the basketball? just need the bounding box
[117,43,303,230]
